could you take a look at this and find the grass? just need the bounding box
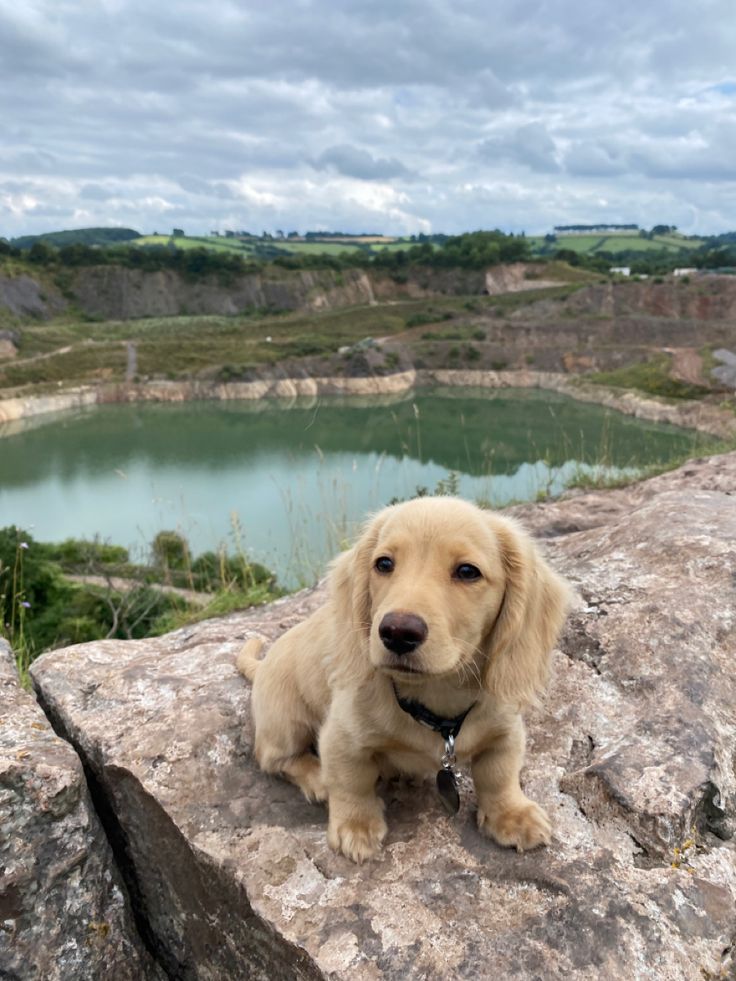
[2,288,584,392]
[275,241,364,256]
[132,234,257,255]
[0,343,127,388]
[529,233,706,256]
[585,355,714,401]
[131,235,381,257]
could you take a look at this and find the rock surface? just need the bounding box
[28,452,736,980]
[0,641,160,980]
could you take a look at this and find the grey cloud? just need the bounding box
[564,142,627,177]
[79,184,114,201]
[478,123,559,173]
[313,145,414,181]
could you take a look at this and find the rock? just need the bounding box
[67,266,377,320]
[507,449,736,538]
[28,453,736,980]
[0,275,66,320]
[0,330,18,361]
[0,640,160,980]
[711,348,736,389]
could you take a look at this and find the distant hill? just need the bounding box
[527,230,706,256]
[10,227,141,249]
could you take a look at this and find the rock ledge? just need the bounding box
[23,452,736,980]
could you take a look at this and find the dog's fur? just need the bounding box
[237,496,571,863]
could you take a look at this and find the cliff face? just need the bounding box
[2,262,736,326]
[0,265,487,323]
[69,266,379,320]
[520,275,736,322]
[0,273,66,320]
[0,263,550,323]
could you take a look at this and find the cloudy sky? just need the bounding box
[2,0,735,239]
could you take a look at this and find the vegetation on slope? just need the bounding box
[0,525,281,680]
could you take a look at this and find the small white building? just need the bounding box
[610,266,631,276]
[673,268,697,277]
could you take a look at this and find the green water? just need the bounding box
[0,390,701,586]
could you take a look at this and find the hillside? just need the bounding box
[0,257,734,418]
[9,227,141,250]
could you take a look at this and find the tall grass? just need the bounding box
[0,533,33,685]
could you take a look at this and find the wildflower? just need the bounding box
[20,542,29,550]
[20,601,31,609]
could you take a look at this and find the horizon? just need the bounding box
[5,221,735,244]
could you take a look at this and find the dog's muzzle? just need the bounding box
[378,612,428,656]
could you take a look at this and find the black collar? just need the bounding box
[392,683,476,742]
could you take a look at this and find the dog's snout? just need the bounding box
[378,612,428,656]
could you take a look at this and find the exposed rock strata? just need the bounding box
[2,369,734,440]
[0,641,160,980]
[0,275,65,321]
[29,453,736,980]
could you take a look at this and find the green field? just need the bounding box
[274,241,365,255]
[531,232,705,255]
[133,234,256,254]
[130,234,415,258]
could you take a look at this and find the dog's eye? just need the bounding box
[454,563,482,582]
[374,556,394,574]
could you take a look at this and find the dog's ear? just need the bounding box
[481,515,571,707]
[328,507,391,650]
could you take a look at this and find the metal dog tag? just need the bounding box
[436,733,460,815]
[436,767,460,815]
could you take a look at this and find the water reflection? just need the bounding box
[0,390,700,585]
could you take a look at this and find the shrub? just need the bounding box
[152,530,191,572]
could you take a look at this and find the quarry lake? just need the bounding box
[0,389,701,586]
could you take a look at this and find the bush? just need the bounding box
[188,550,275,592]
[46,537,129,568]
[152,530,190,571]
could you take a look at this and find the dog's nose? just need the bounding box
[378,612,428,656]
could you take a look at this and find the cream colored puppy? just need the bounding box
[237,496,570,863]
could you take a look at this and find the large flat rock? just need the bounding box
[30,454,736,980]
[0,641,159,980]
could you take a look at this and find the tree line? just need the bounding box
[1,229,734,279]
[0,230,533,277]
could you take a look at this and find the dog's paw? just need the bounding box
[299,768,328,804]
[327,812,387,863]
[283,753,327,803]
[478,798,551,852]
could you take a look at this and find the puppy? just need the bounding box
[237,496,571,863]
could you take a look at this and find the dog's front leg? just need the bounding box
[471,715,551,851]
[319,706,386,863]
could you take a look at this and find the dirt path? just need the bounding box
[67,574,213,607]
[7,338,129,369]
